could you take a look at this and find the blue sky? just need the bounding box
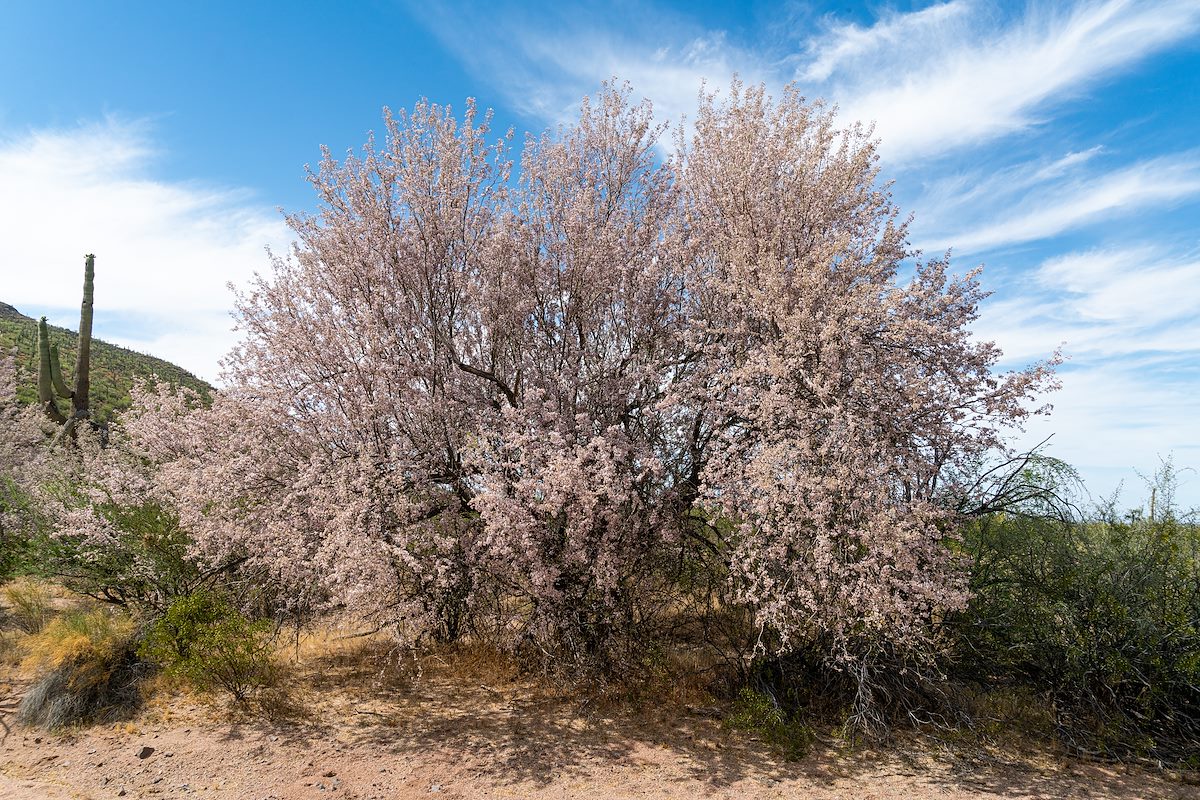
[1,0,1197,508]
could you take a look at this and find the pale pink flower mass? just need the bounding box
[6,81,1058,700]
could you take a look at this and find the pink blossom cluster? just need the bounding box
[1,352,52,544]
[117,82,1056,676]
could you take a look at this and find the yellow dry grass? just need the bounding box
[0,579,55,635]
[23,606,135,681]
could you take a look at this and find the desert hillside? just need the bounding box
[0,301,211,421]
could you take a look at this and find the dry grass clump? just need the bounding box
[0,628,24,667]
[18,605,147,728]
[286,626,418,697]
[277,625,529,715]
[1,578,55,634]
[0,579,62,670]
[424,639,521,687]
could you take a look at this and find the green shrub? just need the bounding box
[955,476,1200,760]
[726,687,815,760]
[31,499,207,615]
[138,589,275,702]
[18,607,146,727]
[2,578,54,633]
[0,476,44,581]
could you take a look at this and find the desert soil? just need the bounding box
[2,636,1197,800]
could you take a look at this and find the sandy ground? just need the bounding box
[2,635,1198,800]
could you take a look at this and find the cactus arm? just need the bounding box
[36,317,67,424]
[36,318,52,404]
[36,254,95,436]
[48,344,72,399]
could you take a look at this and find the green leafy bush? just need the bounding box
[0,455,48,582]
[138,589,275,702]
[726,687,815,760]
[955,471,1200,760]
[31,494,246,617]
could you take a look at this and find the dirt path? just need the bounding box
[3,671,1197,800]
[1,629,1195,800]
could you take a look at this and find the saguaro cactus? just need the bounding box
[36,254,95,441]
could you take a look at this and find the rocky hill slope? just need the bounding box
[0,301,212,421]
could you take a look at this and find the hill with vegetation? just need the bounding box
[0,301,212,422]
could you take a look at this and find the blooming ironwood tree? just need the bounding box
[127,82,1057,709]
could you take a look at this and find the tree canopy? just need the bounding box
[90,82,1058,724]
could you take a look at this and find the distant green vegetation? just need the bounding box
[0,301,211,422]
[952,463,1200,762]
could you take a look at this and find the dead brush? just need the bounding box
[18,606,148,727]
[289,627,410,690]
[422,639,519,688]
[0,628,24,667]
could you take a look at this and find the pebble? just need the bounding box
[137,745,156,759]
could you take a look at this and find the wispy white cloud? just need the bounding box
[1018,358,1200,504]
[974,245,1200,365]
[798,1,974,84]
[912,145,1108,232]
[929,152,1200,252]
[1029,146,1106,184]
[1036,248,1200,324]
[524,30,762,129]
[976,243,1200,503]
[811,0,1200,162]
[408,2,772,131]
[414,1,1200,165]
[0,119,290,383]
